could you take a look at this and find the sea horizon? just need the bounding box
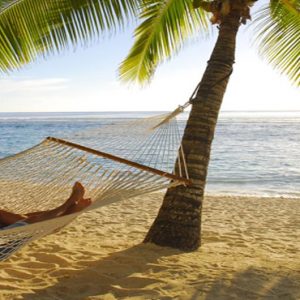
[1,110,300,113]
[0,110,299,198]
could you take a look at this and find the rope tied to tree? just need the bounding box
[185,59,235,107]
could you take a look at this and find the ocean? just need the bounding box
[0,111,299,197]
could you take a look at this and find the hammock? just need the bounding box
[0,109,190,260]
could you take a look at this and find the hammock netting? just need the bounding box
[0,110,189,260]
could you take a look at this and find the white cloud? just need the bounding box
[0,78,69,94]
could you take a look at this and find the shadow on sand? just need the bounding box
[21,243,180,300]
[21,244,300,300]
[191,267,300,300]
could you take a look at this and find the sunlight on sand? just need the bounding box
[0,193,299,300]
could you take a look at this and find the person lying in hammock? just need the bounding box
[0,182,91,231]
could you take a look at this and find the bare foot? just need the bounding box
[66,198,92,214]
[64,182,85,209]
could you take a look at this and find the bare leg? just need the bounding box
[51,198,92,234]
[64,198,92,215]
[0,182,90,227]
[24,182,84,219]
[0,210,27,226]
[25,182,86,224]
[0,182,85,226]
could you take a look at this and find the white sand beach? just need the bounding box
[0,193,299,300]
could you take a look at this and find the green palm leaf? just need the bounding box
[0,0,140,72]
[252,0,300,86]
[119,0,209,84]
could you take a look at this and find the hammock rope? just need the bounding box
[46,136,191,185]
[0,110,189,260]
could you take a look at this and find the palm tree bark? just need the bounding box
[144,12,242,251]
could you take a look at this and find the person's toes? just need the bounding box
[85,198,92,206]
[78,198,92,209]
[74,182,83,190]
[72,182,85,198]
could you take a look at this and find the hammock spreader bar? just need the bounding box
[46,137,192,186]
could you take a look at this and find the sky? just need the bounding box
[0,4,299,112]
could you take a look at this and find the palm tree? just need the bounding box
[0,0,299,251]
[120,0,299,251]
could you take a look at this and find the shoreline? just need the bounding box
[0,192,299,299]
[205,191,300,199]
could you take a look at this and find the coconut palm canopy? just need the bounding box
[0,0,139,70]
[0,0,299,85]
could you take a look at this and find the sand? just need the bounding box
[0,193,299,300]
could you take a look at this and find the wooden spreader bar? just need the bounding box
[46,137,191,186]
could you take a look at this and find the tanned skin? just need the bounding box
[0,182,91,226]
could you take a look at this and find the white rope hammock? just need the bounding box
[0,109,190,260]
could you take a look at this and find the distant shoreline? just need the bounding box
[1,111,299,198]
[1,110,300,114]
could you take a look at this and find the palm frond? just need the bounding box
[0,0,140,72]
[252,0,300,86]
[119,0,209,84]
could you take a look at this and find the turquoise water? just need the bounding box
[0,111,299,197]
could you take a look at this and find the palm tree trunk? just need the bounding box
[144,12,242,251]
